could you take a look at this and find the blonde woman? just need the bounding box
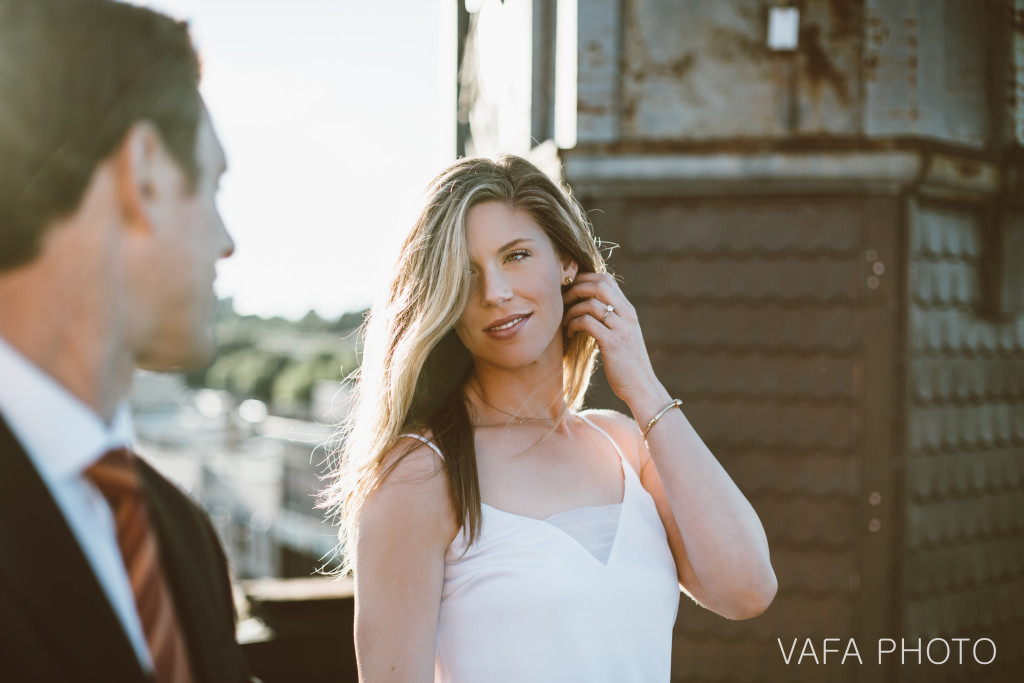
[325,155,776,682]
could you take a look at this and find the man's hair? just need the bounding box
[0,0,203,271]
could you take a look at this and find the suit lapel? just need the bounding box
[0,416,147,682]
[139,462,229,682]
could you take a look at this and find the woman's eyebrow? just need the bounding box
[494,237,534,253]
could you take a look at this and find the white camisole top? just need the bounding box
[402,415,680,682]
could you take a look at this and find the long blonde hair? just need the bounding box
[323,155,607,571]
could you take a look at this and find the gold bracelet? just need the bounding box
[642,399,683,440]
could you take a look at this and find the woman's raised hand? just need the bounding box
[562,272,666,410]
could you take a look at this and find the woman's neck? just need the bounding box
[466,361,568,424]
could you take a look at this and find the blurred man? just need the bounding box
[0,0,254,680]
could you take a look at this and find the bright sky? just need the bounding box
[135,1,456,320]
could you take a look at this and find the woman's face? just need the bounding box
[455,201,577,372]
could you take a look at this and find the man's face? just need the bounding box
[131,108,233,371]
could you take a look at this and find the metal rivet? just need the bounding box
[867,276,880,289]
[868,491,882,506]
[872,261,886,276]
[868,518,881,533]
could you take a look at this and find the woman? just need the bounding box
[324,155,776,682]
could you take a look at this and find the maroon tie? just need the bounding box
[86,448,196,683]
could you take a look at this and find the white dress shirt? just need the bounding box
[0,335,154,671]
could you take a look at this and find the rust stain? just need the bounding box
[707,26,765,63]
[670,54,697,79]
[866,12,891,47]
[827,0,862,40]
[952,160,982,180]
[629,53,697,82]
[863,54,879,81]
[576,101,609,117]
[622,96,637,123]
[799,23,852,106]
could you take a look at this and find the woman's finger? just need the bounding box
[564,281,637,323]
[563,278,624,308]
[565,306,611,340]
[564,297,618,329]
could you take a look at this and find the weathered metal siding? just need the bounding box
[576,0,999,147]
[583,195,901,683]
[901,201,1024,682]
[864,0,991,148]
[620,0,863,139]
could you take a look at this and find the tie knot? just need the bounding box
[85,447,140,503]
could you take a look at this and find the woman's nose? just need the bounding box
[480,270,513,307]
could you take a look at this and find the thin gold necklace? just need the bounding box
[470,384,557,425]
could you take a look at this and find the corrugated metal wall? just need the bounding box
[901,200,1024,682]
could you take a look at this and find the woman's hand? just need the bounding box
[563,272,667,411]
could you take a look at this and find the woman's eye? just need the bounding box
[505,249,530,263]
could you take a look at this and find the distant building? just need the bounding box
[131,379,337,581]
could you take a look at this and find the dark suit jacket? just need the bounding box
[0,415,254,682]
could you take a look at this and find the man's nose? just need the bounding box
[219,217,235,259]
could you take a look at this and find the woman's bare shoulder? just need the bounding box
[578,408,644,474]
[355,435,456,548]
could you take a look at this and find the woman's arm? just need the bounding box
[351,441,457,682]
[626,403,776,618]
[565,274,777,620]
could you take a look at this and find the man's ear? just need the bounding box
[113,121,166,232]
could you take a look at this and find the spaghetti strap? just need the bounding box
[399,433,445,461]
[577,414,628,465]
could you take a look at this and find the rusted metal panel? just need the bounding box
[562,150,925,198]
[619,0,864,141]
[576,0,621,143]
[863,0,919,137]
[916,0,989,147]
[865,0,992,148]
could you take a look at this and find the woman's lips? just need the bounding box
[484,313,531,340]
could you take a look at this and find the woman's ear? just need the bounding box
[562,259,579,283]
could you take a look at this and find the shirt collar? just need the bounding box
[0,335,133,481]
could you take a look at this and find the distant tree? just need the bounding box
[273,361,317,404]
[299,309,326,330]
[184,306,365,407]
[332,308,369,332]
